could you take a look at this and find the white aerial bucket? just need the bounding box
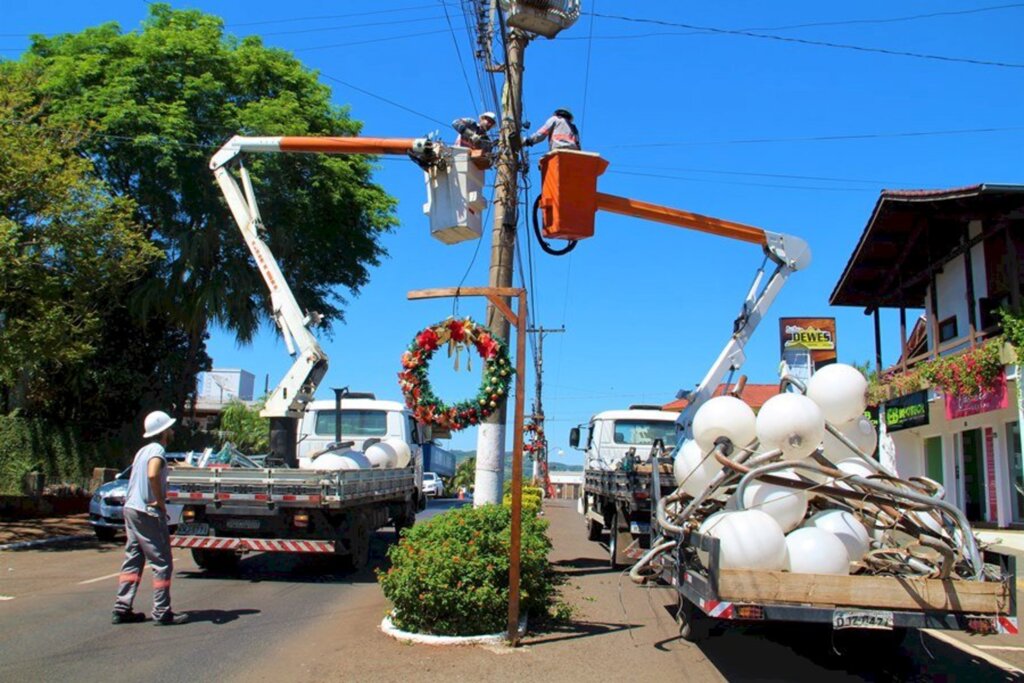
[424,147,487,245]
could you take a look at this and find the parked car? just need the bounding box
[88,456,185,541]
[421,471,445,498]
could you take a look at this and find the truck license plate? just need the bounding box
[226,518,261,531]
[176,523,209,536]
[833,609,894,631]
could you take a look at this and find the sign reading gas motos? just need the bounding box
[885,390,929,432]
[779,317,837,367]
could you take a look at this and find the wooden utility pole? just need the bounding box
[475,28,528,506]
[526,326,564,482]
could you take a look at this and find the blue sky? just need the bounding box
[4,2,1023,464]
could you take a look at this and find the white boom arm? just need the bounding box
[675,231,812,438]
[209,135,437,420]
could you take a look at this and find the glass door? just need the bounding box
[961,429,985,522]
[1007,422,1024,522]
[925,436,944,484]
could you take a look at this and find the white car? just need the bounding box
[422,472,445,498]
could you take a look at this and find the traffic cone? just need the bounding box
[458,488,465,500]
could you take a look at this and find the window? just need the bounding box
[938,316,959,343]
[313,410,388,437]
[612,420,677,446]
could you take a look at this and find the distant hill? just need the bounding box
[449,449,581,478]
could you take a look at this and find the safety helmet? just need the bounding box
[143,410,176,438]
[480,111,497,123]
[554,108,573,120]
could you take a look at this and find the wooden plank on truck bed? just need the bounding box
[717,569,1011,614]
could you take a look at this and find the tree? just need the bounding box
[451,456,477,492]
[217,400,270,453]
[0,66,160,417]
[12,5,399,417]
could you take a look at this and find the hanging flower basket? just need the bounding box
[398,317,514,432]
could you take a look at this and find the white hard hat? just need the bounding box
[143,410,177,438]
[480,111,497,122]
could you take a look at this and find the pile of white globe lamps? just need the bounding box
[741,469,808,532]
[805,363,869,425]
[698,509,787,571]
[364,438,412,469]
[306,450,371,471]
[806,509,871,562]
[784,527,851,575]
[755,393,826,460]
[831,456,878,490]
[692,396,757,453]
[674,438,724,498]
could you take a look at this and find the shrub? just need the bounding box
[503,491,542,516]
[377,504,553,636]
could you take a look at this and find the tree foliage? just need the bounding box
[4,4,398,422]
[217,400,270,453]
[0,67,160,417]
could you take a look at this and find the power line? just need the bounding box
[579,0,596,129]
[227,4,441,28]
[258,14,461,37]
[438,1,479,110]
[605,125,1024,149]
[608,169,876,193]
[320,73,448,126]
[293,29,450,53]
[590,12,1024,69]
[611,163,916,186]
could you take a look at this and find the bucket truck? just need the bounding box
[167,135,472,572]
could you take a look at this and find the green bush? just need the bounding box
[503,491,542,516]
[0,413,129,494]
[377,504,553,636]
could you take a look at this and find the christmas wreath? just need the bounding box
[398,317,514,432]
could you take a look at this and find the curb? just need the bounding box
[380,613,527,647]
[0,534,92,552]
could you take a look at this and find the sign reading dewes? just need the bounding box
[780,317,837,366]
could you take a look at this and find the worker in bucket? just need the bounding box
[524,108,580,151]
[451,111,497,151]
[112,410,187,625]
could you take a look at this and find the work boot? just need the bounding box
[111,610,146,625]
[153,611,188,626]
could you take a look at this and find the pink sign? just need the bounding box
[945,375,1008,420]
[985,427,998,521]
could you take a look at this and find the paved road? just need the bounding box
[1,497,1021,682]
[0,498,467,682]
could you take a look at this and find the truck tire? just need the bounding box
[343,514,371,571]
[586,518,603,541]
[394,503,416,537]
[678,596,710,643]
[608,510,632,569]
[93,526,117,542]
[191,548,240,573]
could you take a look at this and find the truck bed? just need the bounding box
[584,465,675,501]
[168,466,416,510]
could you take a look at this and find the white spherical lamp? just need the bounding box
[698,510,787,571]
[741,470,808,532]
[692,396,757,454]
[756,393,826,460]
[806,509,871,562]
[785,527,850,575]
[822,415,877,460]
[674,438,723,498]
[806,363,868,425]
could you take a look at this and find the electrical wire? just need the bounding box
[439,0,480,111]
[258,14,463,38]
[607,169,876,193]
[293,29,451,53]
[579,0,597,130]
[610,163,914,186]
[589,12,1024,69]
[320,73,448,126]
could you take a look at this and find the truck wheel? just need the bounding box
[191,548,240,573]
[608,511,632,569]
[345,516,371,571]
[93,526,117,542]
[586,518,603,541]
[394,503,416,537]
[678,597,710,643]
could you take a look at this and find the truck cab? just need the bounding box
[576,406,679,471]
[297,396,429,477]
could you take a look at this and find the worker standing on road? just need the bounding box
[112,410,187,626]
[524,108,580,151]
[451,111,497,152]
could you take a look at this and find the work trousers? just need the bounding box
[113,507,173,619]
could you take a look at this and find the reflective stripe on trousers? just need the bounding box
[114,507,173,619]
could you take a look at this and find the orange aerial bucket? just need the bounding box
[538,150,609,241]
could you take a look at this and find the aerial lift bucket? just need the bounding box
[538,150,609,241]
[424,148,488,245]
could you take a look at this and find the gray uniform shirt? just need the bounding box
[124,442,167,517]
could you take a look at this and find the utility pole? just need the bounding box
[474,27,528,506]
[526,326,564,481]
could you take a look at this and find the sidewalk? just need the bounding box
[0,513,92,547]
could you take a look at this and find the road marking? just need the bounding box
[79,572,122,585]
[925,630,1024,674]
[0,595,14,601]
[978,645,1024,652]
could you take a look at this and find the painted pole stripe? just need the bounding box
[999,616,1019,635]
[171,535,334,553]
[705,600,734,619]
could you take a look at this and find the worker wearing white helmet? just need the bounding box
[112,410,187,625]
[524,108,580,151]
[452,111,498,151]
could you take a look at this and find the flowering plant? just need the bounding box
[398,317,514,432]
[868,338,1004,404]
